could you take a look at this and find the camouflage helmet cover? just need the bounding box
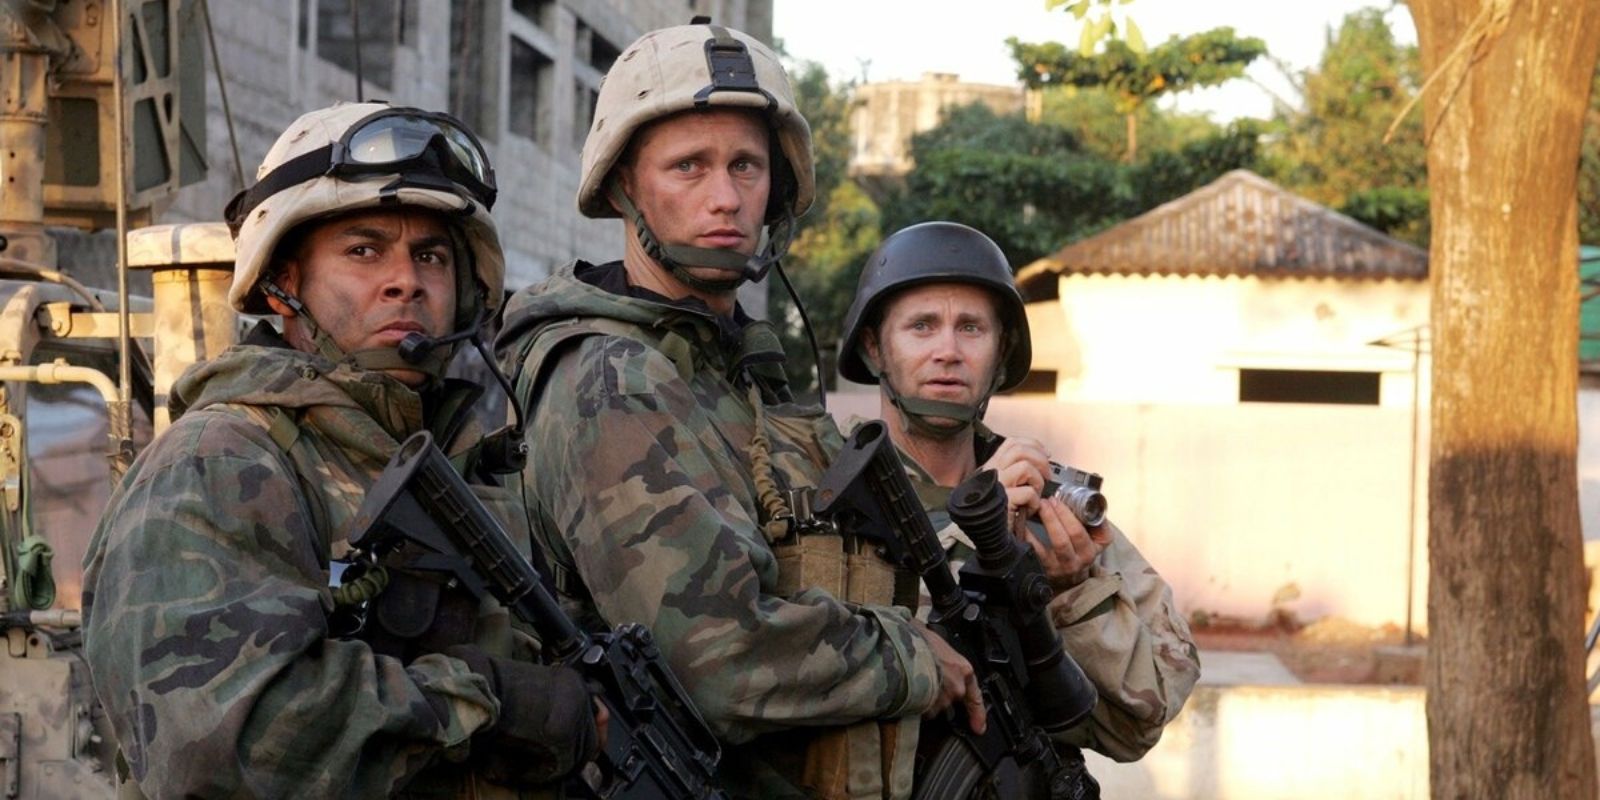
[227,102,506,317]
[838,221,1032,391]
[577,23,815,221]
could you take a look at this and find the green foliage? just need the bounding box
[1046,0,1147,55]
[768,59,879,397]
[772,180,883,396]
[1267,8,1427,244]
[907,102,1083,156]
[1009,27,1264,160]
[1009,28,1267,115]
[880,104,1123,267]
[1125,119,1266,211]
[1339,186,1431,244]
[1035,85,1217,162]
[788,60,854,224]
[887,144,1125,267]
[882,104,1263,268]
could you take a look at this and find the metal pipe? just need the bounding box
[0,609,82,629]
[1404,329,1421,646]
[0,363,121,410]
[0,361,126,481]
[0,256,106,311]
[111,0,134,476]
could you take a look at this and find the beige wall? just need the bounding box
[1030,273,1432,407]
[830,391,1430,629]
[1088,686,1431,799]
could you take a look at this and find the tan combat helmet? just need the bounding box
[224,102,505,378]
[578,22,814,292]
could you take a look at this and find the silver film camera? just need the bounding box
[1043,463,1107,528]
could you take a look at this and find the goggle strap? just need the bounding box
[226,145,336,233]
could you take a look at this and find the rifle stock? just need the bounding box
[349,431,727,800]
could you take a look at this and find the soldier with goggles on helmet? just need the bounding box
[496,21,979,800]
[83,103,605,799]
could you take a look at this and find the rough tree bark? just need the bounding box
[1407,0,1600,797]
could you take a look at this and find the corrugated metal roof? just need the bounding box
[1016,170,1429,299]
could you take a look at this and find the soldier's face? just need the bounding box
[271,208,457,387]
[618,108,771,278]
[864,284,1002,424]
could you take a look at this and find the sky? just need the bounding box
[772,0,1418,122]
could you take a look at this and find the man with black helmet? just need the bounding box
[839,221,1201,762]
[498,22,980,799]
[82,102,602,798]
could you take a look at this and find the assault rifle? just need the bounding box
[813,421,1101,800]
[347,431,728,800]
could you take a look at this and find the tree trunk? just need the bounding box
[1407,0,1600,797]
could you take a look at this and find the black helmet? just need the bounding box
[839,221,1031,391]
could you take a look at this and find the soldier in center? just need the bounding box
[497,22,980,799]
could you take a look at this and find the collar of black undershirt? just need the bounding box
[576,260,752,351]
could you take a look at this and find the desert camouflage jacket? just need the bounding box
[498,261,942,795]
[81,324,541,799]
[899,425,1201,762]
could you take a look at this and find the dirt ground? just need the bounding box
[1191,614,1424,685]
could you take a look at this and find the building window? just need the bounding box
[509,37,554,144]
[316,0,399,90]
[1238,369,1381,405]
[572,21,616,148]
[398,0,419,46]
[574,81,598,146]
[1006,370,1058,395]
[511,0,554,28]
[450,0,499,140]
[584,27,620,72]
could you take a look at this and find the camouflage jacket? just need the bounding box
[81,324,544,799]
[497,262,941,795]
[899,425,1201,762]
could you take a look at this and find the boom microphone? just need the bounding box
[398,329,476,364]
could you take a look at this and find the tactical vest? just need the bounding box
[217,403,542,800]
[511,314,921,800]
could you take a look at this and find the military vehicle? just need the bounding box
[1,1,235,795]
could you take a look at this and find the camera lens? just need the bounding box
[1065,487,1107,527]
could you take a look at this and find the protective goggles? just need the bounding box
[226,107,497,234]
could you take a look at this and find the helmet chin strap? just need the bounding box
[260,280,453,381]
[608,182,795,295]
[865,352,1002,441]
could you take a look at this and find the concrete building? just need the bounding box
[848,72,1024,191]
[62,0,775,295]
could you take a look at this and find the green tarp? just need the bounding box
[1584,246,1600,362]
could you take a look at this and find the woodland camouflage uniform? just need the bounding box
[498,262,941,798]
[81,328,569,798]
[82,102,593,799]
